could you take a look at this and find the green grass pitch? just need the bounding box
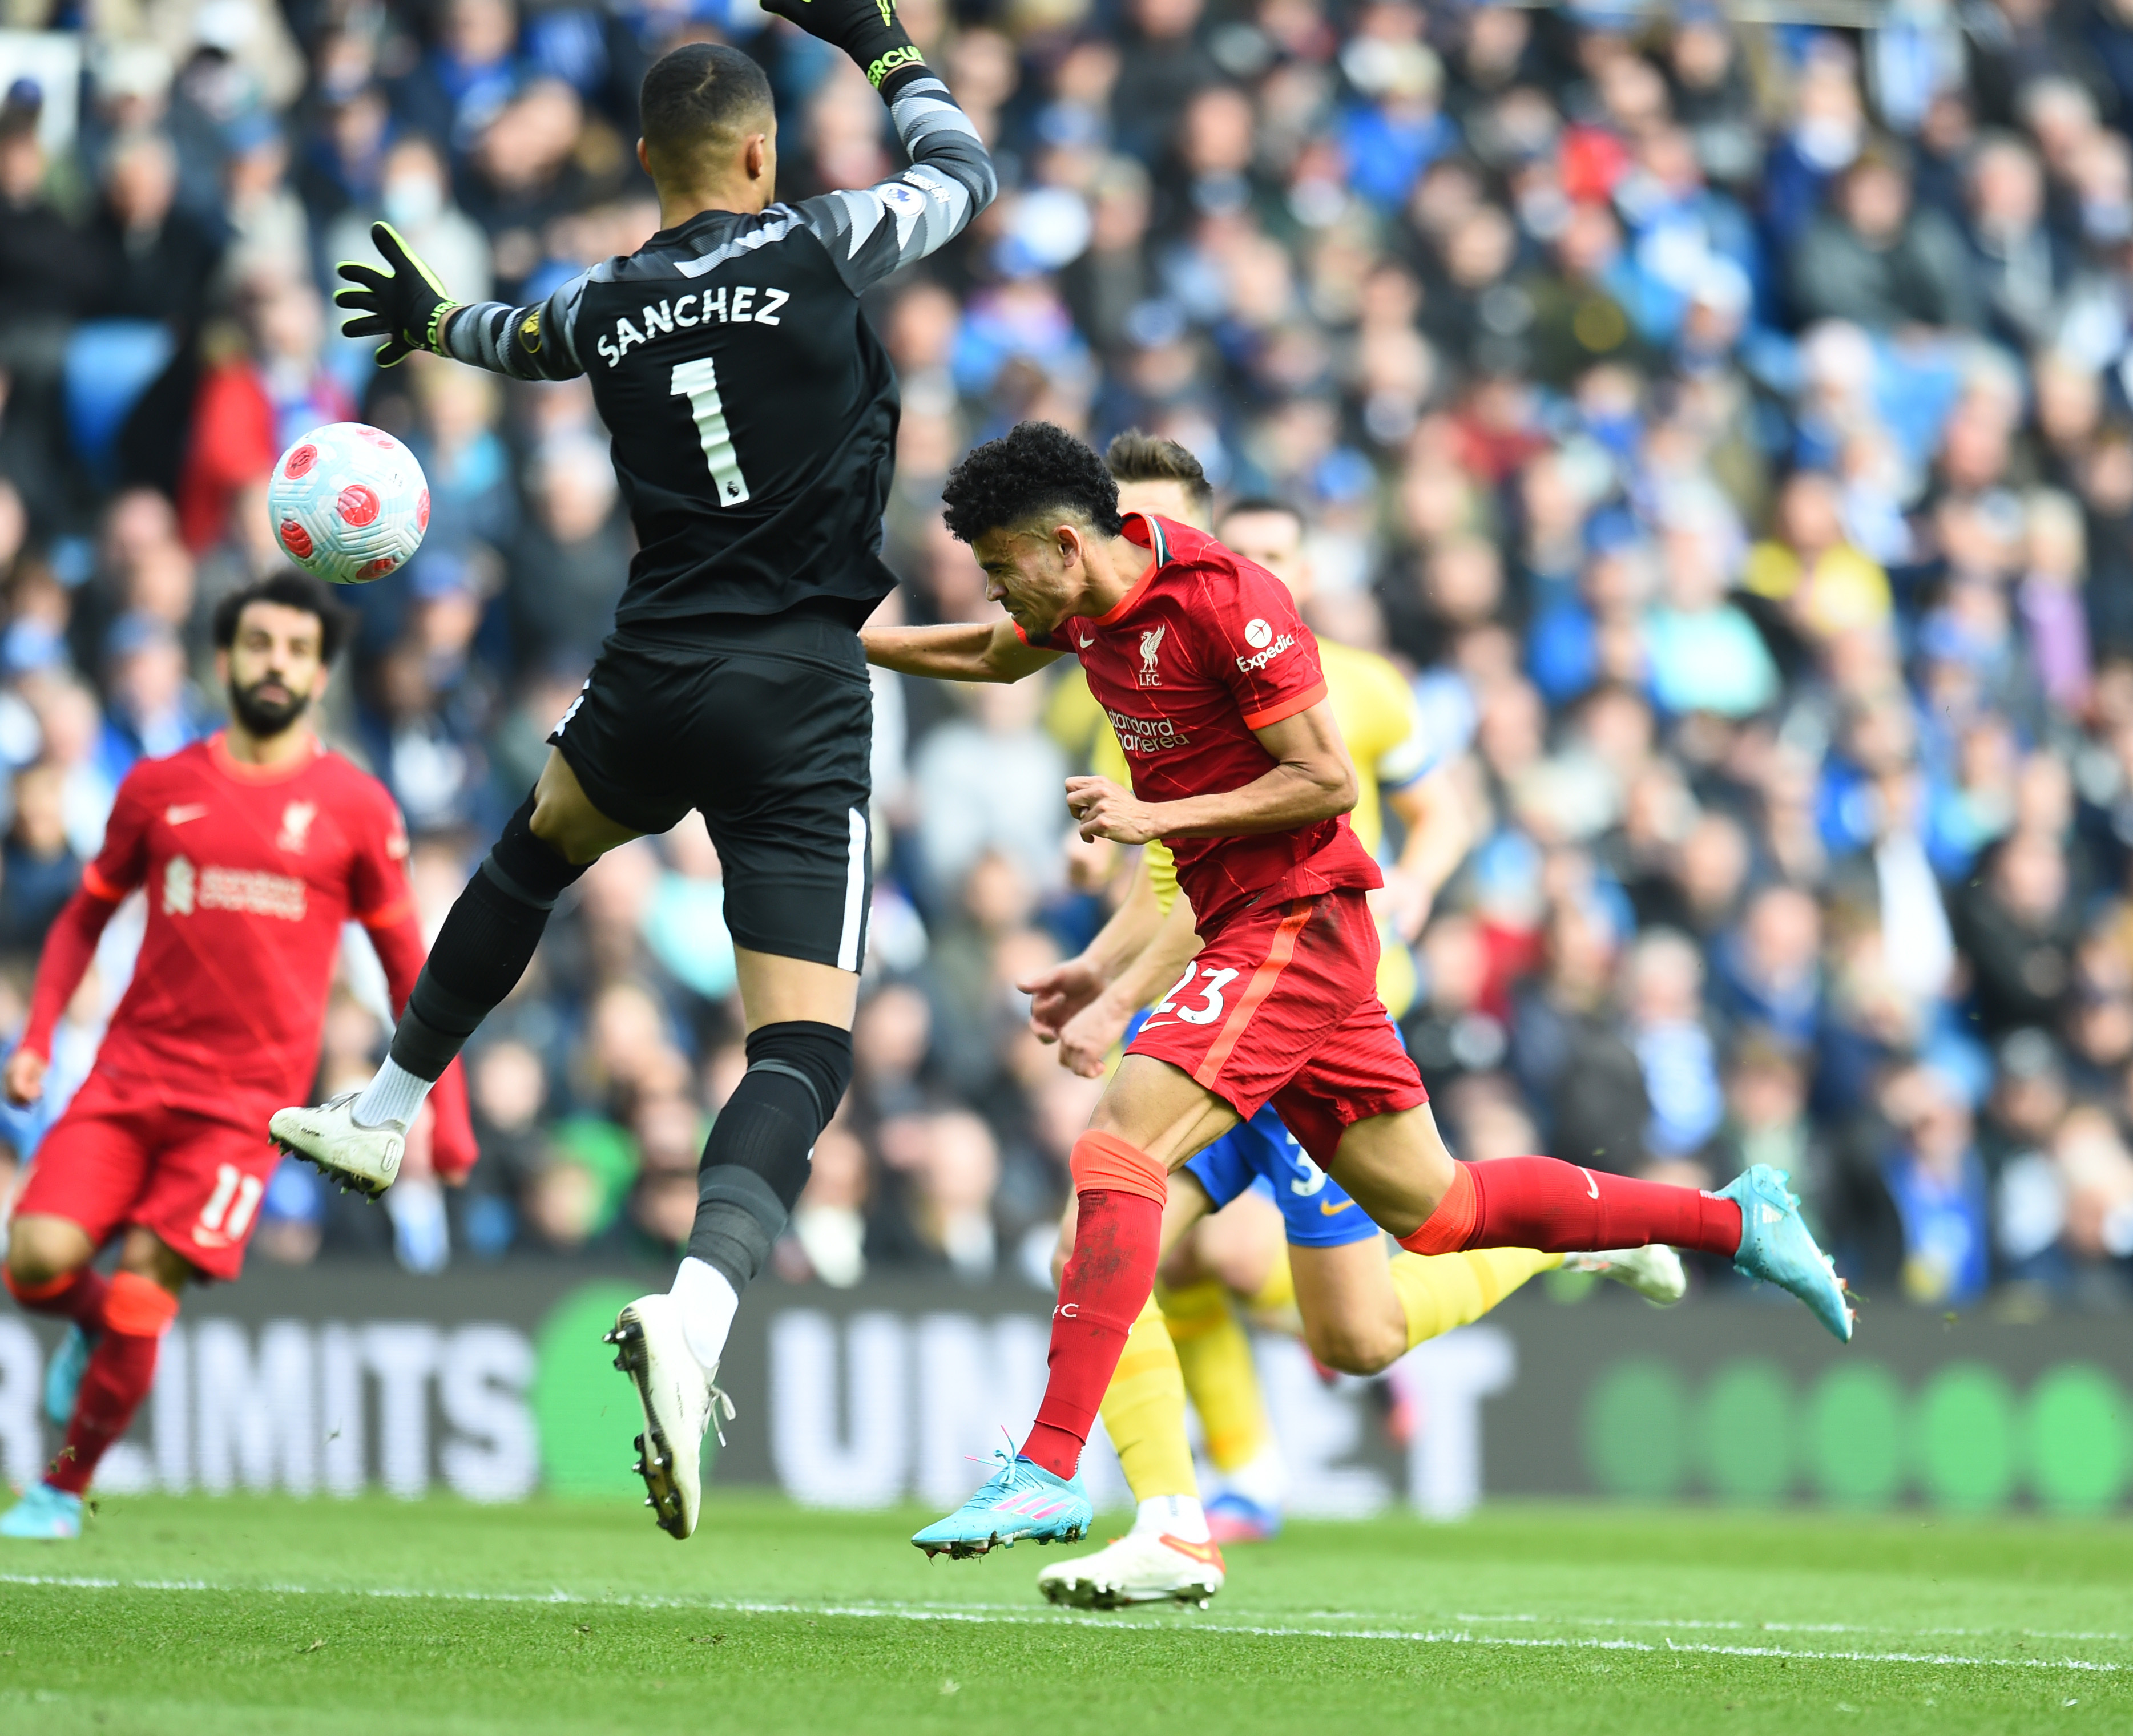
[0,1494,2126,1734]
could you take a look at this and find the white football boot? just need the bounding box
[1037,1530,1226,1609]
[606,1293,732,1541]
[269,1090,402,1199]
[1563,1242,1689,1304]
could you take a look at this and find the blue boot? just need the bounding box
[1719,1165,1854,1341]
[0,1484,83,1540]
[912,1451,1091,1560]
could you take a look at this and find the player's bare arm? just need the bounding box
[861,617,1058,683]
[1043,886,1205,1079]
[1378,762,1469,943]
[1022,849,1166,1043]
[1065,699,1357,845]
[3,1042,46,1106]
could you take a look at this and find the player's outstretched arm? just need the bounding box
[335,221,588,383]
[9,771,152,1105]
[769,0,997,292]
[7,883,123,1104]
[1067,697,1358,845]
[862,618,1057,683]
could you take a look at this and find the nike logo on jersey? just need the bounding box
[1318,1198,1355,1217]
[1579,1167,1600,1200]
[166,804,208,825]
[1076,632,1095,649]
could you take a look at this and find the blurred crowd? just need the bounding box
[1,0,2132,1311]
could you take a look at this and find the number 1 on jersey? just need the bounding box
[670,357,751,507]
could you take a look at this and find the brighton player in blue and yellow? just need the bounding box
[1019,451,1683,1606]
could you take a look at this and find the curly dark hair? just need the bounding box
[941,421,1124,546]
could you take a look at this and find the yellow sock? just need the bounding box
[1099,1293,1198,1502]
[1159,1278,1271,1474]
[1244,1248,1295,1315]
[1390,1248,1562,1349]
[1235,1246,1302,1335]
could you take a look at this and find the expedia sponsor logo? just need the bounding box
[1235,631,1295,672]
[866,43,925,87]
[1106,708,1190,755]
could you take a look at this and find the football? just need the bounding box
[266,421,430,585]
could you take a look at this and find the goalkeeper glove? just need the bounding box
[760,0,928,94]
[334,222,461,367]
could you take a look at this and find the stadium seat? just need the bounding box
[62,320,174,487]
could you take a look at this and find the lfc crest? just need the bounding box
[1137,623,1166,688]
[276,801,318,854]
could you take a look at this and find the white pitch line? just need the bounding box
[1449,1612,2130,1644]
[0,1573,2121,1674]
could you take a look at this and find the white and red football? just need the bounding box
[266,422,430,586]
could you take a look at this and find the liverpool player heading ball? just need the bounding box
[862,422,1855,1555]
[0,573,475,1539]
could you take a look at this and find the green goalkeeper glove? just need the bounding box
[760,0,928,92]
[334,222,461,367]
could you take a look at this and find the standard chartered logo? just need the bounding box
[1583,1356,2131,1512]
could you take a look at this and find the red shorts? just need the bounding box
[1127,888,1426,1166]
[10,1071,283,1282]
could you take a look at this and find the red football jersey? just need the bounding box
[1027,514,1381,927]
[64,734,414,1125]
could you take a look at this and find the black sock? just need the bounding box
[687,1022,853,1290]
[388,793,590,1081]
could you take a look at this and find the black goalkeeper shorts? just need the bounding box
[550,613,873,972]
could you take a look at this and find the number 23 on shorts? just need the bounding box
[1151,963,1241,1026]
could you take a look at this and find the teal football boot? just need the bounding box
[912,1451,1092,1560]
[0,1484,82,1540]
[1719,1164,1854,1341]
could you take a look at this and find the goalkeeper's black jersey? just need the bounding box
[442,74,994,637]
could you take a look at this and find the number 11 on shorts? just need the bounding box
[198,1162,263,1241]
[671,357,751,507]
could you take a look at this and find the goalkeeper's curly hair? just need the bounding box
[941,421,1124,546]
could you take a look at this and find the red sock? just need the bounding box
[3,1265,111,1328]
[46,1273,178,1497]
[1022,1133,1167,1479]
[1399,1158,1743,1259]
